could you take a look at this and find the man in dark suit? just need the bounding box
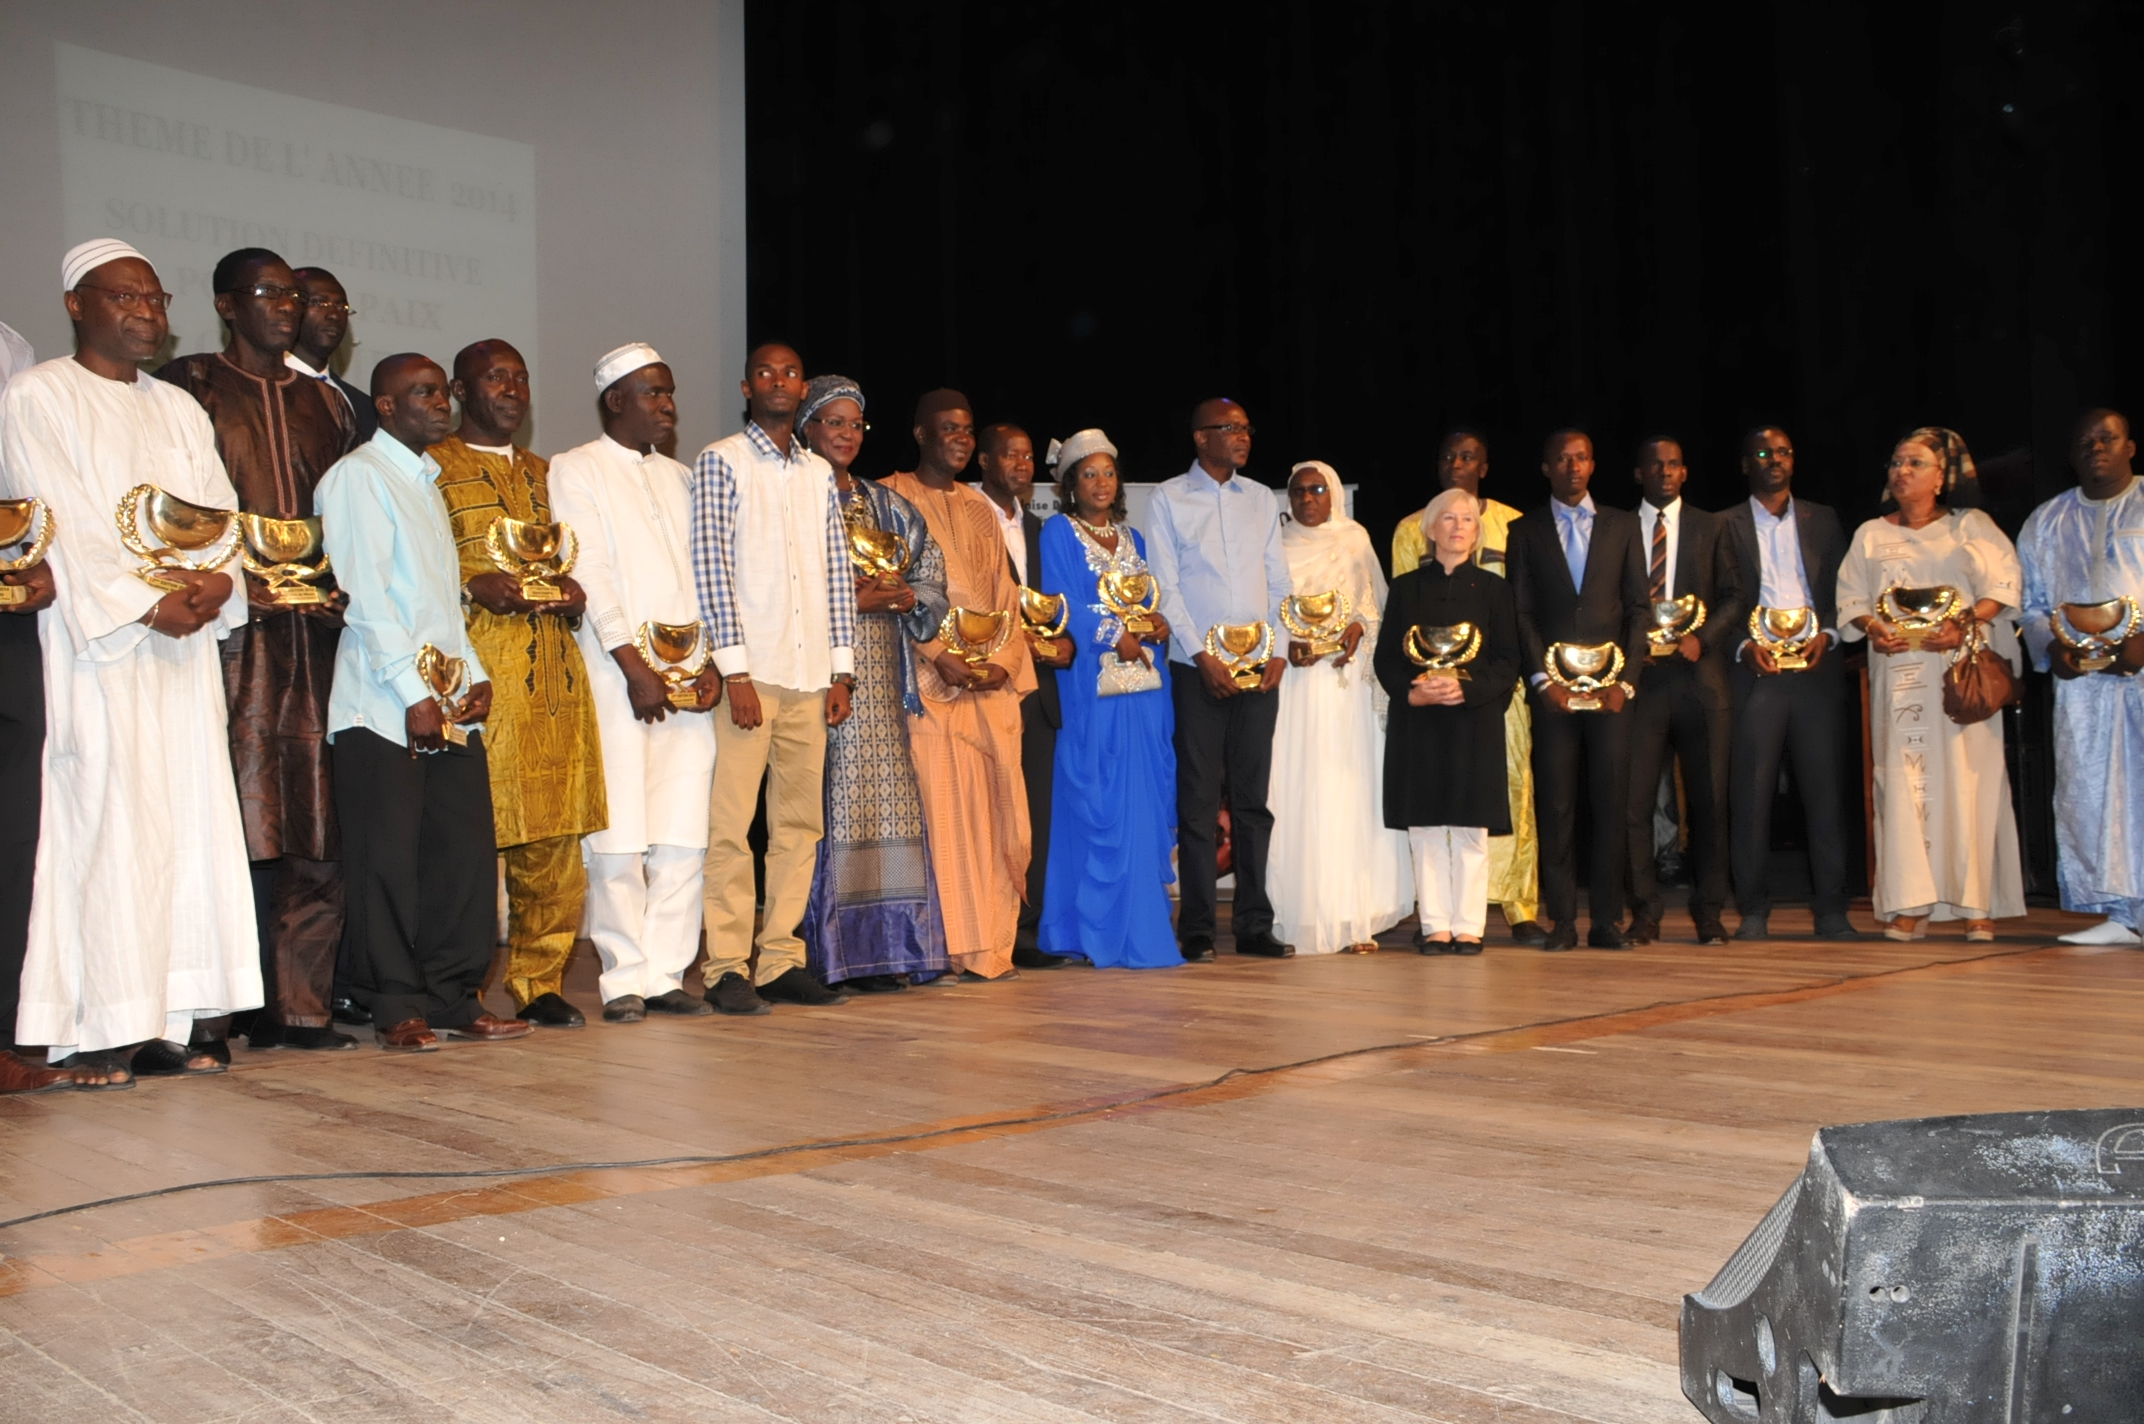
[1508,430,1649,950]
[976,423,1071,969]
[1718,425,1855,939]
[1624,438,1741,946]
[289,268,376,444]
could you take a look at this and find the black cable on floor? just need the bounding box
[0,939,2049,1235]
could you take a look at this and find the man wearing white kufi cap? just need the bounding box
[0,240,260,1084]
[547,345,719,1020]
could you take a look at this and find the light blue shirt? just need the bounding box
[1551,492,1596,588]
[317,426,487,746]
[1143,462,1294,666]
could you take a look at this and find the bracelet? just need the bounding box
[724,672,752,684]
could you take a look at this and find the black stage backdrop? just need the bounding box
[746,0,2143,898]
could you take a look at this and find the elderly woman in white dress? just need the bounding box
[1837,426,2025,942]
[1267,461,1414,953]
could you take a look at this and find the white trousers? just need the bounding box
[585,844,705,1002]
[1409,826,1489,937]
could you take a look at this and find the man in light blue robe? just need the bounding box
[2018,408,2144,944]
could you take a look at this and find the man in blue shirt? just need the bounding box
[318,353,530,1052]
[1146,398,1295,960]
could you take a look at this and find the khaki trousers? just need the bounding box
[702,681,827,987]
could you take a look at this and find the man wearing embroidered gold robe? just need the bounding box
[432,340,606,1027]
[157,247,356,1051]
[882,390,1035,981]
[1391,429,1545,944]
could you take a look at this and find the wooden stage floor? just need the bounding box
[3,903,2141,1423]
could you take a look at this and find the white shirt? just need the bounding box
[549,434,698,651]
[983,486,1026,584]
[1749,495,1815,610]
[0,321,34,392]
[1638,496,1683,600]
[284,350,356,422]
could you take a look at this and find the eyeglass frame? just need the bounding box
[807,414,871,434]
[1196,422,1255,438]
[74,283,174,311]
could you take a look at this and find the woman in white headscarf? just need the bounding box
[1266,462,1415,953]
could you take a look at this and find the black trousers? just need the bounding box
[0,621,41,1052]
[1730,659,1850,920]
[1530,692,1633,929]
[1015,697,1055,951]
[1170,664,1280,941]
[334,727,498,1029]
[1626,663,1732,922]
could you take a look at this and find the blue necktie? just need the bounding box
[1562,505,1591,588]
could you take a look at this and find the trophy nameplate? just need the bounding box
[1405,622,1481,682]
[1877,584,1964,650]
[1099,569,1159,637]
[484,517,578,603]
[2054,597,2142,674]
[1018,587,1068,659]
[1280,588,1353,661]
[1544,640,1626,712]
[1205,621,1274,690]
[417,643,472,747]
[940,606,1013,669]
[0,497,55,607]
[635,619,712,707]
[239,513,332,606]
[1645,593,1707,657]
[116,483,241,592]
[1748,605,1819,670]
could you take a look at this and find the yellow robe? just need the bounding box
[1393,497,1538,925]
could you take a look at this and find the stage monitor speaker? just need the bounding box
[1680,1108,2144,1422]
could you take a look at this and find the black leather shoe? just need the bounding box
[1012,946,1071,969]
[1627,915,1660,946]
[516,992,585,1028]
[1234,931,1296,958]
[646,988,715,1015]
[1734,914,1771,941]
[1413,929,1450,955]
[1813,915,1861,940]
[707,972,770,1016]
[1694,916,1730,946]
[330,995,372,1026]
[247,1018,285,1050]
[1509,917,1549,946]
[758,967,851,1006]
[1588,926,1632,950]
[839,974,908,994]
[1180,934,1216,963]
[603,994,647,1023]
[1542,922,1579,952]
[1452,937,1484,955]
[280,1024,359,1051]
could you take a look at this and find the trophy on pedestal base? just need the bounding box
[240,514,332,606]
[0,497,55,607]
[1747,605,1819,670]
[636,619,712,707]
[1280,589,1352,662]
[1018,588,1068,660]
[1206,621,1274,690]
[1645,593,1706,658]
[1877,585,1964,650]
[1404,622,1480,683]
[485,517,578,603]
[2053,597,2142,674]
[116,484,241,592]
[1544,641,1627,712]
[940,606,1013,669]
[417,643,473,747]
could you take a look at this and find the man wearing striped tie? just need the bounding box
[1624,438,1740,946]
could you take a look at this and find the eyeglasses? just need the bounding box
[1198,422,1255,438]
[305,296,354,315]
[1294,483,1329,496]
[810,416,870,434]
[77,284,173,311]
[244,283,301,303]
[1752,448,1793,461]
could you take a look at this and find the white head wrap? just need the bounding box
[1045,428,1117,478]
[594,342,663,393]
[63,238,153,292]
[1281,458,1387,622]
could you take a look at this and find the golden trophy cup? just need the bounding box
[1205,620,1274,690]
[115,483,241,591]
[1099,569,1159,637]
[939,606,1013,669]
[1018,587,1068,659]
[484,516,578,602]
[1404,622,1481,682]
[635,619,712,707]
[1747,605,1819,670]
[2053,597,2142,673]
[845,509,911,578]
[239,513,332,606]
[1280,588,1353,661]
[416,643,472,747]
[0,497,56,607]
[1544,640,1627,712]
[1644,592,1707,657]
[1877,584,1964,650]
